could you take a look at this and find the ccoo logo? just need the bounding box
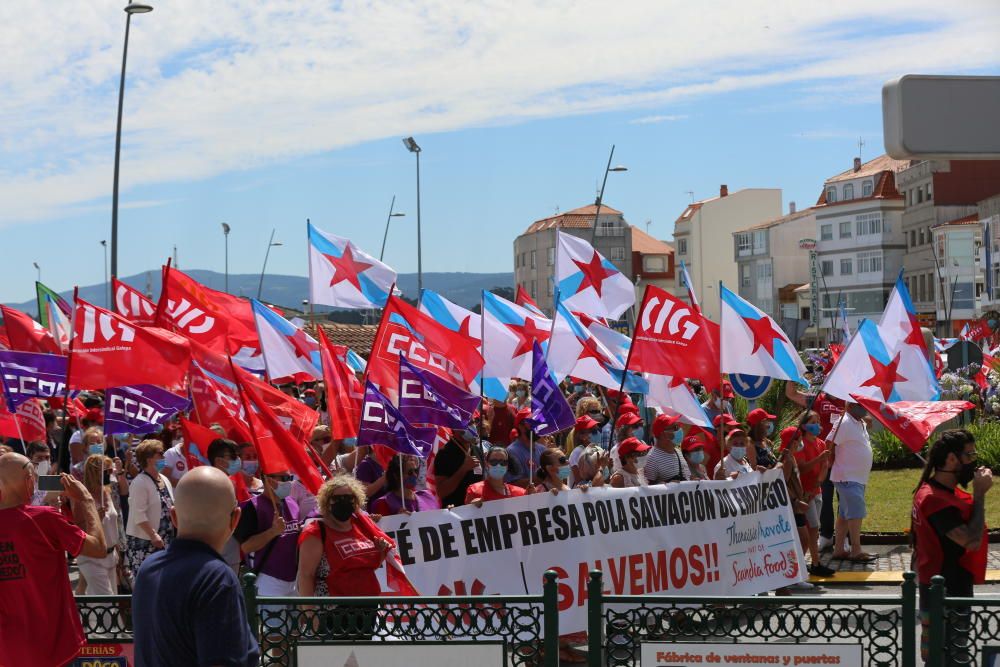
[639,295,699,341]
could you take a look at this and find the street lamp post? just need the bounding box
[257,229,282,300]
[33,262,40,283]
[402,137,422,293]
[221,223,231,293]
[110,1,153,283]
[589,144,628,244]
[101,240,109,307]
[379,195,406,262]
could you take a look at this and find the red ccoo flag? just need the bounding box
[317,327,363,440]
[629,285,719,390]
[851,394,974,454]
[367,294,483,394]
[235,364,324,494]
[0,306,61,355]
[67,296,190,391]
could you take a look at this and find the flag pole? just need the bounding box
[399,454,406,513]
[608,311,639,453]
[718,281,726,478]
[478,290,486,467]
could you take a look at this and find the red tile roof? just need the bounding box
[673,202,704,226]
[736,207,815,233]
[815,160,903,207]
[306,322,377,356]
[523,204,623,234]
[932,213,980,229]
[825,155,912,184]
[630,226,674,254]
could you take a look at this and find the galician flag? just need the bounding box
[251,299,321,383]
[481,290,551,401]
[308,221,396,308]
[645,375,712,428]
[548,300,645,392]
[877,273,939,401]
[720,284,807,384]
[555,231,635,319]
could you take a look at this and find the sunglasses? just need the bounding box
[486,459,507,466]
[556,457,568,465]
[404,468,420,476]
[267,474,293,482]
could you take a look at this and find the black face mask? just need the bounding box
[956,462,976,487]
[330,496,356,521]
[102,472,112,486]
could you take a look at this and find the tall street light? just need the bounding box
[221,223,231,293]
[33,262,40,283]
[110,1,153,283]
[402,137,422,293]
[588,144,628,244]
[257,229,282,300]
[379,195,406,261]
[101,240,109,307]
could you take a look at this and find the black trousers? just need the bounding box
[820,478,835,539]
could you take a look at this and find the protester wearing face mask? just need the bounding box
[72,426,106,480]
[829,402,876,562]
[372,455,441,515]
[795,411,832,560]
[644,414,690,484]
[568,415,599,486]
[506,409,546,487]
[433,429,484,508]
[573,445,611,488]
[208,438,242,478]
[682,436,710,481]
[912,430,993,662]
[567,398,602,455]
[232,443,265,502]
[778,427,836,578]
[466,447,526,504]
[124,440,176,575]
[609,410,642,473]
[700,382,735,424]
[746,408,778,469]
[233,468,303,605]
[535,448,571,495]
[77,455,121,595]
[26,441,56,506]
[611,437,649,488]
[714,429,754,479]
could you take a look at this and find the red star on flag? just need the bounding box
[861,353,908,401]
[323,244,372,290]
[572,253,615,297]
[506,317,550,357]
[576,335,610,365]
[286,328,318,360]
[458,315,475,340]
[742,315,789,358]
[903,314,926,349]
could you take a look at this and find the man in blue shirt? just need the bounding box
[505,408,546,487]
[132,466,260,667]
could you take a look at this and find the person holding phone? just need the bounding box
[0,452,108,667]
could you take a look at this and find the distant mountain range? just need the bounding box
[4,269,514,316]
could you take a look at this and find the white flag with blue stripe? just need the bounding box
[308,222,396,308]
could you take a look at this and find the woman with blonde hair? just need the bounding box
[124,440,175,574]
[77,455,121,594]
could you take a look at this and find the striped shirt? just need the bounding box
[643,447,690,483]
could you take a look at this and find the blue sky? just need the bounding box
[2,1,998,304]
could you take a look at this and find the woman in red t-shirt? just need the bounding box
[297,475,391,638]
[464,447,526,505]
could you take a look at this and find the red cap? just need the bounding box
[682,435,706,452]
[615,412,641,429]
[726,428,747,440]
[618,437,651,456]
[746,408,777,427]
[721,380,735,399]
[575,415,599,431]
[618,401,638,416]
[713,413,740,428]
[651,413,680,438]
[513,407,532,428]
[779,426,800,451]
[85,407,104,424]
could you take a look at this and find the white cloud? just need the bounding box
[1,0,998,224]
[630,114,689,125]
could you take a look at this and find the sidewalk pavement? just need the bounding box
[809,542,1000,584]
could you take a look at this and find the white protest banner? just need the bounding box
[379,469,806,635]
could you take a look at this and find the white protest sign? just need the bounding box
[379,469,806,635]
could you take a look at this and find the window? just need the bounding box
[530,250,536,269]
[910,230,916,248]
[919,228,925,245]
[857,250,883,274]
[757,263,772,279]
[643,256,666,272]
[821,260,834,276]
[736,233,752,256]
[753,231,766,255]
[849,290,887,314]
[781,303,798,319]
[928,274,935,301]
[547,247,554,266]
[741,264,751,287]
[596,220,623,237]
[820,224,833,241]
[918,274,926,302]
[862,180,873,197]
[758,298,774,316]
[856,213,882,236]
[840,258,853,275]
[927,182,933,201]
[678,238,687,255]
[839,221,852,238]
[610,247,625,261]
[917,187,924,204]
[843,183,855,200]
[530,280,536,298]
[826,187,837,203]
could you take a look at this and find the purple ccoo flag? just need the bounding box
[0,350,73,410]
[398,355,479,429]
[527,341,575,436]
[103,384,192,437]
[357,381,437,457]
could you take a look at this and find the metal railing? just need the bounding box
[926,575,1000,667]
[585,570,917,667]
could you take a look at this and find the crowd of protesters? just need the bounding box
[0,370,992,666]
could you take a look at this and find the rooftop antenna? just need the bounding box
[645,219,652,234]
[685,190,695,203]
[173,245,178,269]
[858,136,865,162]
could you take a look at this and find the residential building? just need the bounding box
[813,155,909,338]
[931,215,983,333]
[979,193,1000,310]
[896,159,1000,333]
[732,203,815,322]
[513,204,674,318]
[672,185,782,321]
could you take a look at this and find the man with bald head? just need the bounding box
[0,452,107,666]
[132,466,260,667]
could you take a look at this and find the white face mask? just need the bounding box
[34,460,51,476]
